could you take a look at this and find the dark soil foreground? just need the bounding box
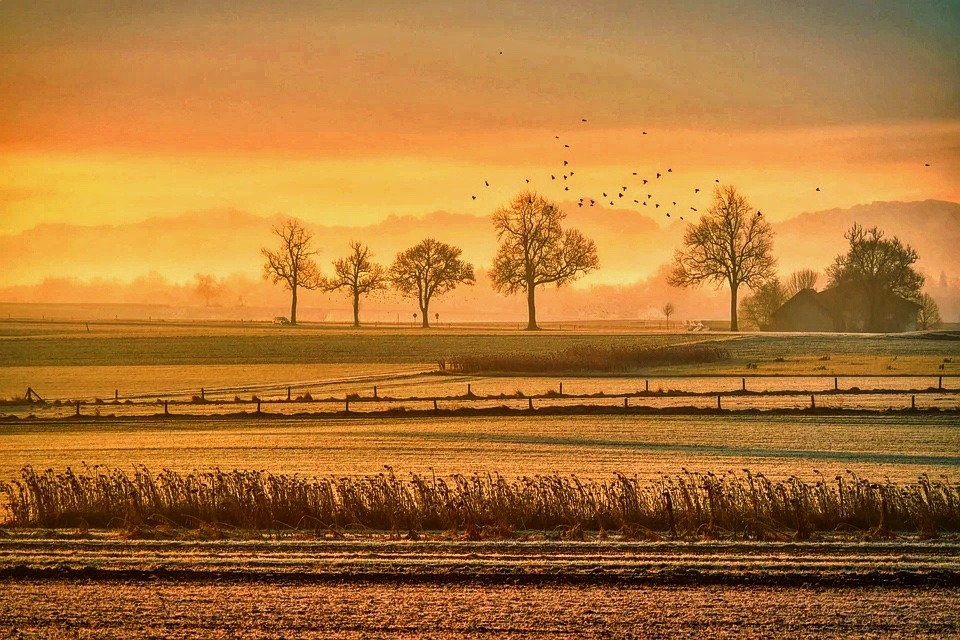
[1,536,959,638]
[2,580,958,639]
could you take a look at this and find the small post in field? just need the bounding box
[528,398,534,410]
[624,397,628,408]
[115,389,119,401]
[742,377,746,391]
[559,382,563,395]
[433,399,438,411]
[256,401,261,414]
[345,399,350,413]
[834,377,838,390]
[467,384,471,396]
[287,386,291,401]
[201,388,205,400]
[164,401,169,415]
[76,401,81,416]
[939,376,943,390]
[717,395,721,410]
[911,395,916,409]
[373,386,378,398]
[810,395,816,409]
[645,380,649,392]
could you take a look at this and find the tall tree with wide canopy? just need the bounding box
[826,224,924,332]
[261,218,322,325]
[668,185,776,331]
[323,241,388,327]
[490,192,599,330]
[390,238,475,328]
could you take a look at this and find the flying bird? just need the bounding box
[485,180,489,187]
[602,192,607,197]
[565,186,570,191]
[618,193,624,198]
[551,175,556,180]
[632,172,638,175]
[578,202,583,207]
[622,186,628,191]
[655,203,660,208]
[633,199,639,203]
[525,178,530,183]
[672,201,677,205]
[564,144,570,148]
[715,179,720,183]
[667,168,672,173]
[656,172,662,179]
[925,163,931,167]
[582,118,587,122]
[666,213,670,217]
[642,131,647,135]
[757,210,762,217]
[642,179,648,185]
[691,207,697,211]
[816,187,821,191]
[563,160,569,166]
[471,195,477,200]
[694,188,700,193]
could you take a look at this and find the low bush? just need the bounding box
[447,344,730,374]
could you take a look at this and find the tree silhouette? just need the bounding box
[193,273,223,307]
[827,224,924,331]
[261,219,321,325]
[490,192,599,330]
[668,186,776,331]
[661,302,675,329]
[390,238,475,328]
[916,293,942,330]
[785,269,820,297]
[738,279,787,331]
[323,241,387,327]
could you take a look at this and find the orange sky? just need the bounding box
[1,1,958,277]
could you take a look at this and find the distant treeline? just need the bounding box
[446,343,730,374]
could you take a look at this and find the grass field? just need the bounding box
[2,318,959,636]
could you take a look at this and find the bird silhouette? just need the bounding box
[925,163,931,167]
[525,179,530,183]
[691,207,697,211]
[618,193,624,198]
[471,195,477,200]
[565,186,570,191]
[647,194,652,199]
[757,210,762,217]
[582,118,587,122]
[643,201,647,206]
[655,203,660,208]
[632,172,638,175]
[816,187,821,191]
[602,192,607,197]
[551,175,556,180]
[578,202,583,207]
[569,171,575,176]
[666,213,670,217]
[563,160,569,166]
[680,216,684,220]
[667,168,672,173]
[622,186,627,191]
[642,131,647,135]
[672,201,677,205]
[694,188,700,193]
[642,179,648,185]
[564,144,570,148]
[633,199,639,203]
[484,180,489,187]
[656,172,662,179]
[609,201,614,205]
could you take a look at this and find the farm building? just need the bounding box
[771,284,919,333]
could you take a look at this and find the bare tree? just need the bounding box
[668,185,776,331]
[323,241,388,327]
[390,238,475,328]
[490,192,599,330]
[661,302,675,329]
[738,279,787,331]
[916,293,942,330]
[785,269,820,297]
[261,219,322,325]
[193,273,223,307]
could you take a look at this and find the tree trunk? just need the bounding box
[421,302,430,328]
[526,283,539,330]
[290,285,298,325]
[729,281,738,332]
[353,292,360,328]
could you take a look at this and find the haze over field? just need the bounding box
[1,1,958,321]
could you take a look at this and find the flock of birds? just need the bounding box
[467,117,791,223]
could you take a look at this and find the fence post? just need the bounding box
[939,376,943,390]
[834,377,838,391]
[201,388,205,400]
[287,386,291,401]
[717,395,721,410]
[810,395,815,409]
[433,399,438,411]
[559,382,563,395]
[256,401,261,414]
[467,384,472,396]
[742,378,746,391]
[645,380,649,392]
[374,386,378,398]
[345,399,350,413]
[164,401,169,415]
[911,395,916,409]
[624,398,628,407]
[115,389,119,401]
[76,401,81,416]
[528,398,534,410]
